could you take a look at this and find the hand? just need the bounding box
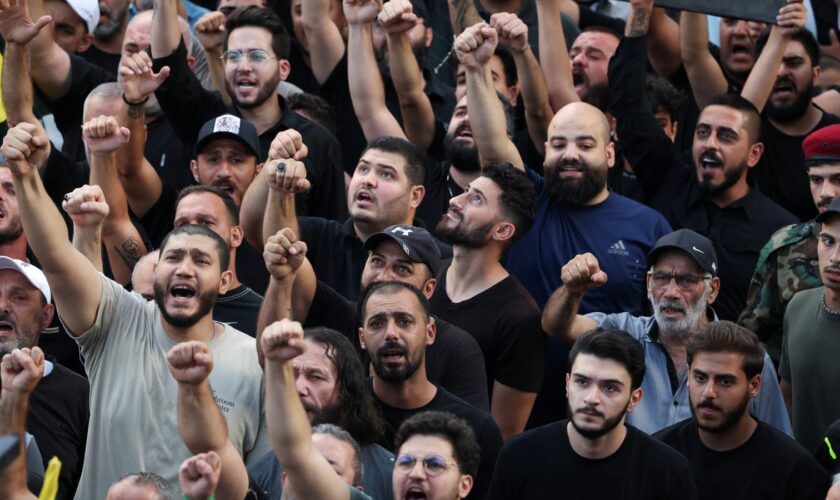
[266,158,310,194]
[776,0,806,39]
[118,51,171,103]
[82,115,130,154]
[0,122,51,177]
[378,0,417,35]
[490,12,528,54]
[826,483,840,500]
[343,0,382,26]
[195,11,226,54]
[166,341,214,385]
[260,319,307,363]
[0,0,51,46]
[268,129,308,161]
[454,23,498,70]
[179,452,221,500]
[561,253,608,295]
[62,184,110,229]
[0,347,45,395]
[264,228,308,282]
[821,29,840,61]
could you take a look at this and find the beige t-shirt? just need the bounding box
[71,276,270,500]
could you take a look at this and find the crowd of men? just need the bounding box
[0,0,839,497]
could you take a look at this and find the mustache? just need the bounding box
[696,400,721,411]
[0,313,17,327]
[575,405,604,418]
[376,340,407,357]
[699,150,722,163]
[656,299,686,314]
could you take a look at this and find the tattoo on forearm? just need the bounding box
[115,237,145,268]
[627,10,650,37]
[127,103,144,120]
[448,0,480,32]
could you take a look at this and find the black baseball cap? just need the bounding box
[815,196,840,223]
[647,229,718,276]
[195,114,261,161]
[364,224,441,276]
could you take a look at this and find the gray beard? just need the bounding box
[650,285,711,340]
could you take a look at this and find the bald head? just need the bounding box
[548,102,612,145]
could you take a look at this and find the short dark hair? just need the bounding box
[393,411,481,478]
[701,93,762,142]
[224,6,290,59]
[646,74,684,122]
[304,327,384,444]
[756,27,819,69]
[288,93,337,135]
[159,224,231,272]
[360,281,429,323]
[176,185,240,225]
[312,423,364,486]
[569,328,646,390]
[687,321,765,380]
[114,472,178,500]
[361,136,428,187]
[493,46,518,87]
[482,163,537,246]
[581,25,622,42]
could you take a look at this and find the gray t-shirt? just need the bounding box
[71,276,270,499]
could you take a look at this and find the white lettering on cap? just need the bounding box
[214,115,241,134]
[392,227,413,237]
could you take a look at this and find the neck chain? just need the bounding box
[208,321,218,342]
[822,292,840,317]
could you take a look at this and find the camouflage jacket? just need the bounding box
[738,221,822,365]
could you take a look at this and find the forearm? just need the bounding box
[103,229,147,286]
[447,0,483,34]
[646,7,682,78]
[264,189,301,248]
[0,395,34,499]
[387,33,434,148]
[204,47,231,105]
[490,382,536,439]
[514,47,552,155]
[240,170,272,250]
[741,26,785,112]
[541,287,587,341]
[536,0,578,111]
[116,107,162,218]
[178,381,230,453]
[256,277,294,366]
[679,12,727,106]
[302,0,345,84]
[348,23,405,140]
[1,43,37,127]
[465,65,524,169]
[264,361,315,468]
[151,0,183,58]
[72,226,104,272]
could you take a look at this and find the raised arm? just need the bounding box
[167,342,249,500]
[1,122,102,336]
[492,12,553,155]
[117,52,169,218]
[679,11,728,108]
[646,6,682,79]
[380,0,436,149]
[63,185,110,273]
[740,0,807,112]
[535,0,579,111]
[456,23,524,170]
[194,11,231,104]
[0,347,44,500]
[261,320,351,500]
[82,115,149,285]
[257,228,315,366]
[541,253,604,342]
[303,0,346,84]
[447,0,483,34]
[151,0,183,58]
[0,14,50,127]
[345,0,407,141]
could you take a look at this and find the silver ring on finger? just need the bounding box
[64,193,76,201]
[276,162,286,173]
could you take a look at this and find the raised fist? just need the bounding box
[268,129,308,161]
[166,341,214,385]
[82,115,131,154]
[561,253,608,295]
[378,0,417,35]
[454,23,498,70]
[195,11,227,53]
[1,122,51,177]
[266,158,310,194]
[62,184,110,229]
[777,0,807,39]
[179,452,221,500]
[343,0,383,26]
[1,347,44,395]
[264,228,308,282]
[490,13,528,53]
[260,319,307,363]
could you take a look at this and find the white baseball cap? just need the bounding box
[0,257,51,304]
[65,0,100,35]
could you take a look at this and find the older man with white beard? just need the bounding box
[542,229,792,436]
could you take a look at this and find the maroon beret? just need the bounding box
[802,124,840,161]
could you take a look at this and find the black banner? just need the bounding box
[616,0,785,24]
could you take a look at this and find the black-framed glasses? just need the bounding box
[220,48,275,65]
[649,272,711,291]
[394,454,457,477]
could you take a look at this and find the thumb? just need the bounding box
[293,144,309,161]
[33,15,53,33]
[591,270,608,285]
[119,127,131,139]
[154,66,171,83]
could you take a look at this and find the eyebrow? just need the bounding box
[571,372,626,388]
[359,159,398,175]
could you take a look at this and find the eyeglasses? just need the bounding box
[394,454,457,477]
[649,272,712,291]
[220,49,275,66]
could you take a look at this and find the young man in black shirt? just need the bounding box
[359,281,502,500]
[431,162,546,439]
[487,328,697,500]
[656,321,831,499]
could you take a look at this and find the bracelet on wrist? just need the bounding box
[122,94,150,106]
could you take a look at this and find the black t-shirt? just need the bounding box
[79,44,121,75]
[317,55,370,175]
[488,420,698,500]
[305,280,490,410]
[813,418,840,474]
[656,419,831,500]
[144,116,196,192]
[27,360,90,500]
[753,111,840,222]
[139,181,178,248]
[374,384,502,500]
[430,264,547,396]
[213,285,263,337]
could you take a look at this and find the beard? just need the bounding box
[767,79,814,124]
[226,71,282,110]
[567,401,628,440]
[698,159,747,197]
[692,392,750,433]
[435,216,494,249]
[304,401,342,426]
[94,5,128,40]
[153,282,218,328]
[0,215,24,245]
[544,158,607,205]
[0,313,42,356]
[649,285,711,341]
[444,133,481,173]
[370,340,422,382]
